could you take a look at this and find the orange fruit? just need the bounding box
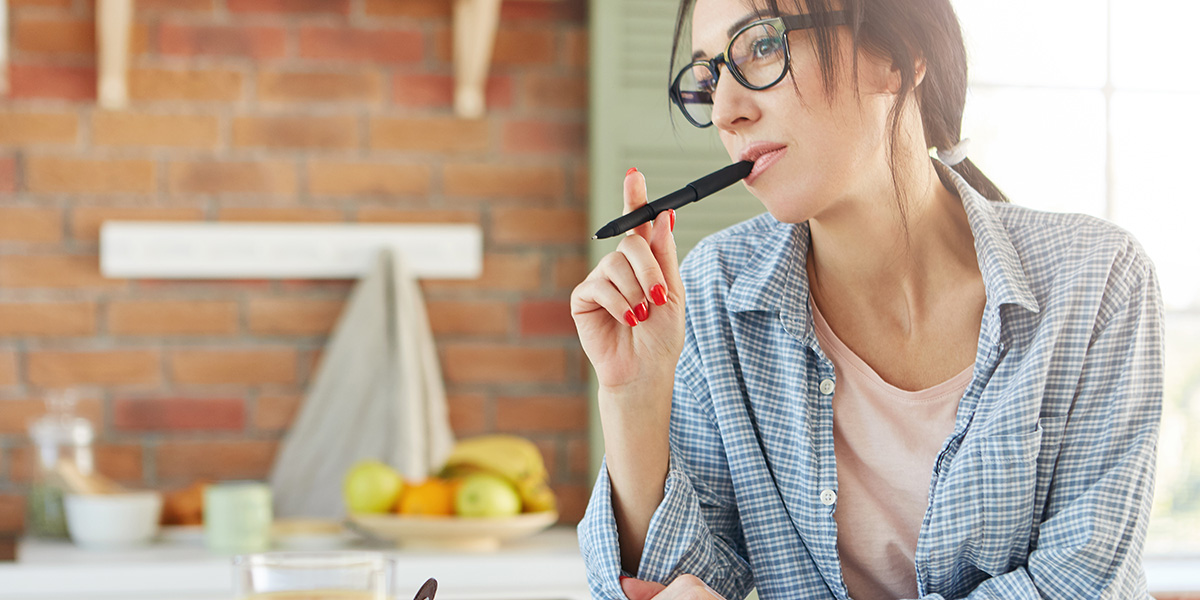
[395,478,456,516]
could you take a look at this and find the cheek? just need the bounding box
[782,56,827,102]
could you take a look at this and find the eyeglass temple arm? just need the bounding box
[780,10,851,31]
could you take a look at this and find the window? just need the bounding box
[953,0,1200,555]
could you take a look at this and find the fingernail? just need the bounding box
[624,310,638,328]
[619,575,630,583]
[634,302,650,322]
[668,209,676,232]
[626,167,638,176]
[650,284,667,306]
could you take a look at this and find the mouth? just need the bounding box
[739,143,788,186]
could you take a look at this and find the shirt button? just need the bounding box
[819,379,835,395]
[820,489,837,505]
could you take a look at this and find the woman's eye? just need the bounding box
[750,37,783,59]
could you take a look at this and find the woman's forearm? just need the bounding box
[598,385,673,574]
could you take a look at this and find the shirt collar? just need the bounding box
[725,160,1040,325]
[941,160,1040,316]
[725,218,816,344]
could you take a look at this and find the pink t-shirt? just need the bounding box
[811,299,973,600]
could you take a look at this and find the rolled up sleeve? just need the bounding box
[578,325,754,600]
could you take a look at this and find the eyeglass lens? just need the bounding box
[675,20,789,126]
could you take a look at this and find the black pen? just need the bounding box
[591,160,755,240]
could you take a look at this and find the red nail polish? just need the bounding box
[626,167,638,176]
[634,302,649,322]
[619,575,630,582]
[624,310,638,327]
[650,284,667,306]
[669,209,676,232]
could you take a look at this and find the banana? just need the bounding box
[440,434,556,513]
[518,478,557,513]
[443,434,547,482]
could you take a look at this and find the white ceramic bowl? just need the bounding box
[64,491,163,549]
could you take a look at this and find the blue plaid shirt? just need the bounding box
[578,163,1164,599]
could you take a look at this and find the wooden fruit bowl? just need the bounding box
[346,511,558,552]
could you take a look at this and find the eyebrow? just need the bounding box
[691,9,776,60]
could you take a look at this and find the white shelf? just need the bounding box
[100,222,483,280]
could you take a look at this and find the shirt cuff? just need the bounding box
[577,454,693,596]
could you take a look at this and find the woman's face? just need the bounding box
[691,0,900,223]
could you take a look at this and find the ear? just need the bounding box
[912,55,928,88]
[884,55,927,95]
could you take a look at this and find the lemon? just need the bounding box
[342,460,404,514]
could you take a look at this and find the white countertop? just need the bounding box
[2,527,1194,600]
[0,526,590,600]
[1144,555,1200,597]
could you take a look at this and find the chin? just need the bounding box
[749,180,822,225]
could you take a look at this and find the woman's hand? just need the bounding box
[620,575,727,600]
[571,168,685,396]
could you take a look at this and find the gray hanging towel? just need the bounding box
[269,247,455,518]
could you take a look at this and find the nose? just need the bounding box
[710,67,760,132]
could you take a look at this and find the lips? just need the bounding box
[739,142,788,186]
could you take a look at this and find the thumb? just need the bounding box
[621,576,667,600]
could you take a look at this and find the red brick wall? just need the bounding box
[0,0,591,533]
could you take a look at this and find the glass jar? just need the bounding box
[25,390,95,539]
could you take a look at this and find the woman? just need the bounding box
[571,0,1163,598]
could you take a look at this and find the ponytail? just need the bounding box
[945,157,1009,203]
[901,0,1008,202]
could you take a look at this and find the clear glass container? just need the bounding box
[231,552,398,600]
[25,390,95,539]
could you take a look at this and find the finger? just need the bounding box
[623,168,653,241]
[648,209,682,300]
[571,277,640,328]
[675,574,725,599]
[620,576,666,600]
[615,233,668,310]
[594,249,652,318]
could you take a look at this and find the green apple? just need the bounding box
[343,460,404,514]
[454,472,521,518]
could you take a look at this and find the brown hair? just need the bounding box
[670,0,1009,208]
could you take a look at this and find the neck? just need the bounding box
[806,158,977,332]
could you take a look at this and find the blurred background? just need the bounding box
[0,0,593,537]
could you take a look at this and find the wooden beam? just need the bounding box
[97,0,134,110]
[0,0,9,97]
[452,0,503,119]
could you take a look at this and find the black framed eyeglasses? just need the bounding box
[669,11,850,128]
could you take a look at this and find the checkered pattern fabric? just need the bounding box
[578,162,1164,599]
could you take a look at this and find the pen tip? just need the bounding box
[590,235,599,240]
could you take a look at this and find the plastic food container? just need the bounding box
[64,491,164,549]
